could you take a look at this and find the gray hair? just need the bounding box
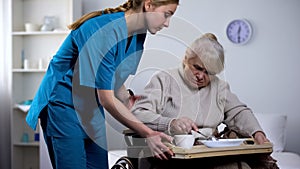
[185,33,224,75]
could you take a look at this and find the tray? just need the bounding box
[166,140,273,159]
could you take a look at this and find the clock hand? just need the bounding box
[237,25,241,43]
[237,25,241,34]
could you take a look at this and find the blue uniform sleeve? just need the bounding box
[78,29,118,90]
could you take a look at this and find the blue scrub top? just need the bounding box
[26,12,146,141]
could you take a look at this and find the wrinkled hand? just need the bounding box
[169,117,198,135]
[254,131,269,144]
[145,131,174,160]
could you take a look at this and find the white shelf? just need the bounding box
[14,142,39,147]
[13,69,47,73]
[12,31,70,36]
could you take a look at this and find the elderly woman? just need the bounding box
[131,33,278,169]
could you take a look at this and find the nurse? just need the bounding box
[25,0,179,168]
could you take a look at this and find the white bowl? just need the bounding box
[25,23,40,32]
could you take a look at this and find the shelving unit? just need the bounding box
[9,0,82,168]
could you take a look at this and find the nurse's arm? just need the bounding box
[114,85,130,105]
[97,89,174,160]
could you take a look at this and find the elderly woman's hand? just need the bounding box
[253,131,269,144]
[169,117,198,135]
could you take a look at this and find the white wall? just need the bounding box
[82,0,300,154]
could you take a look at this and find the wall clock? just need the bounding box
[226,19,253,45]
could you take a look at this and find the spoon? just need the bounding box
[192,130,218,141]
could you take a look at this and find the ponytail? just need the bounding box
[68,0,179,30]
[68,0,134,30]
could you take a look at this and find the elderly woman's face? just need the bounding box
[183,57,211,89]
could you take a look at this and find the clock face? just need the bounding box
[226,19,252,45]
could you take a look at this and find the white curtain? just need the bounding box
[0,0,11,168]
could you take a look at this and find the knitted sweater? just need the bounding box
[131,65,263,137]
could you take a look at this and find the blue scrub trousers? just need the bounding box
[43,136,108,169]
[40,107,109,169]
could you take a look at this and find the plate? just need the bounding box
[201,139,246,148]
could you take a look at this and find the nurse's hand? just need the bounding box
[145,131,174,160]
